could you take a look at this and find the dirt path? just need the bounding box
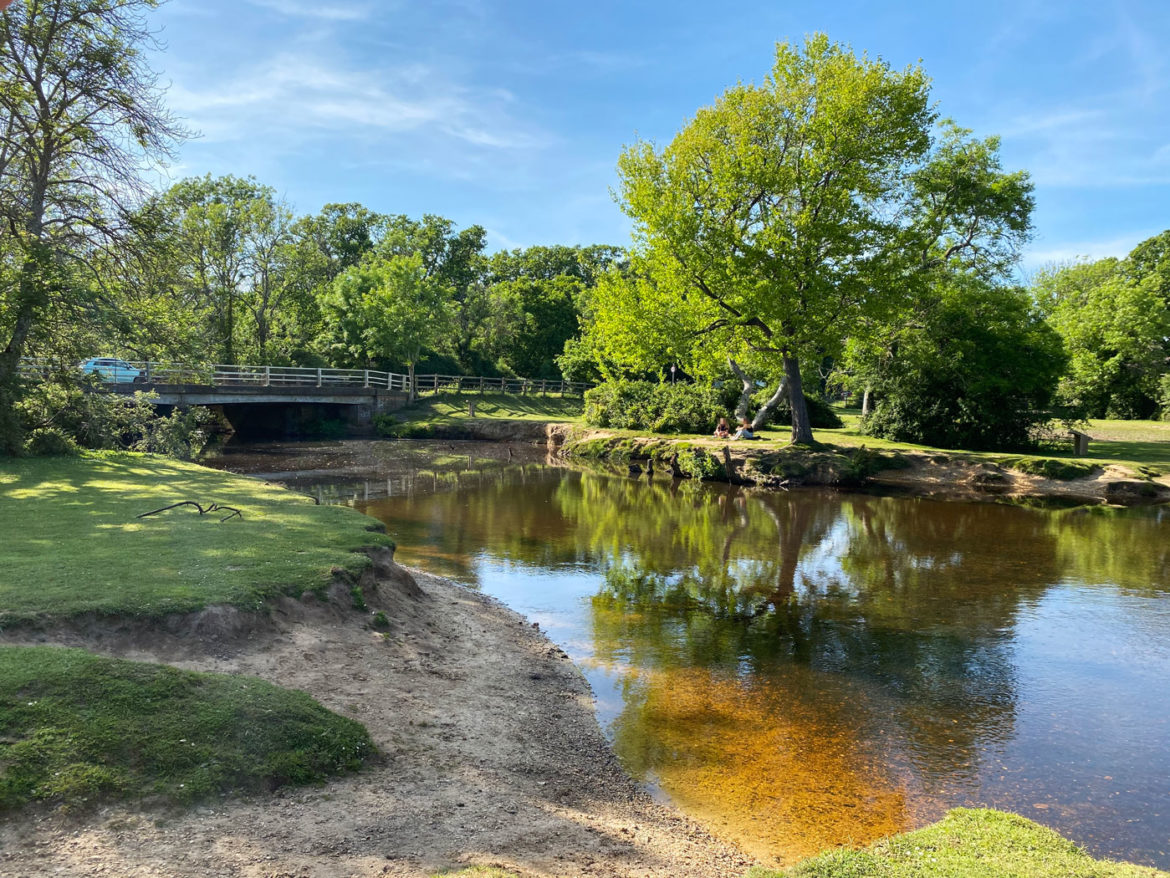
[0,564,753,878]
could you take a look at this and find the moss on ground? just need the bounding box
[1012,457,1098,480]
[0,646,374,813]
[750,808,1167,878]
[0,453,392,625]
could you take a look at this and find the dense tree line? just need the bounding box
[2,3,1166,456]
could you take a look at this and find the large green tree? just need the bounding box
[0,0,183,453]
[318,253,450,400]
[602,35,1032,443]
[1034,232,1170,419]
[860,276,1066,450]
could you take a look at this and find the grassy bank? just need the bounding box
[749,808,1168,877]
[814,410,1170,474]
[381,392,584,437]
[558,412,1170,496]
[0,645,374,812]
[0,452,392,625]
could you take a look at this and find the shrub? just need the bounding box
[23,427,80,457]
[863,280,1065,451]
[584,381,724,434]
[1161,375,1170,422]
[17,383,215,461]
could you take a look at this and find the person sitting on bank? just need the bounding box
[732,417,755,440]
[713,416,731,439]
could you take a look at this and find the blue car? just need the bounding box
[80,357,145,383]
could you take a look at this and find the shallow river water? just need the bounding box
[210,439,1170,867]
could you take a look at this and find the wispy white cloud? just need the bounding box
[169,51,551,158]
[245,0,374,21]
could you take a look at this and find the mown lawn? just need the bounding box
[749,808,1168,878]
[0,645,374,812]
[0,452,392,624]
[397,392,585,424]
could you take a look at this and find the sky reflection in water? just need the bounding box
[212,441,1170,868]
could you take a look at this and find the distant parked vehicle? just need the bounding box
[80,357,145,383]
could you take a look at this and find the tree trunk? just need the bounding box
[0,241,51,455]
[408,361,416,403]
[785,354,814,444]
[728,358,754,421]
[750,375,788,432]
[862,386,871,417]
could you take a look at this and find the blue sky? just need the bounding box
[152,0,1170,270]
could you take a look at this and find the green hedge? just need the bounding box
[584,381,726,434]
[584,380,842,434]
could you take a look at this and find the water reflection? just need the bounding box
[208,441,1170,868]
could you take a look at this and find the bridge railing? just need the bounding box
[18,357,590,396]
[412,374,591,396]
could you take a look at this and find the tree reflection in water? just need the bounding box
[216,444,1169,869]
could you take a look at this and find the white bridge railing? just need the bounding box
[19,358,591,396]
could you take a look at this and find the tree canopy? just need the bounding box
[592,34,1034,443]
[0,0,185,452]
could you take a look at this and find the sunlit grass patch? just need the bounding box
[399,392,585,423]
[0,646,375,812]
[749,808,1167,878]
[0,453,392,624]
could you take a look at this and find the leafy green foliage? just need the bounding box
[16,383,216,460]
[584,381,727,434]
[863,279,1066,451]
[319,252,450,391]
[596,35,1033,444]
[0,646,374,811]
[0,454,392,624]
[22,428,80,458]
[1035,239,1170,420]
[0,0,186,454]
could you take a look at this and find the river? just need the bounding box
[209,439,1170,868]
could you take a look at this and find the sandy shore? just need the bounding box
[0,558,753,878]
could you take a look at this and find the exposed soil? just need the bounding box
[0,555,753,878]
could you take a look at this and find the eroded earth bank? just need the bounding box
[0,555,752,878]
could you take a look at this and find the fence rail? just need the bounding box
[18,358,590,397]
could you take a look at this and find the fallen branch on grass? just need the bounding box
[136,501,244,522]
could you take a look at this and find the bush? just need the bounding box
[23,427,80,458]
[1161,375,1170,422]
[17,383,215,460]
[863,280,1066,451]
[584,381,725,434]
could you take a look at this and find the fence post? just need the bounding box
[363,370,370,388]
[264,366,271,387]
[433,375,438,393]
[316,368,323,388]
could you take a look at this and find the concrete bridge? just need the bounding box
[20,359,588,437]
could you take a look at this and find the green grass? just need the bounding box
[0,452,393,625]
[0,645,374,812]
[396,392,585,425]
[751,809,1167,878]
